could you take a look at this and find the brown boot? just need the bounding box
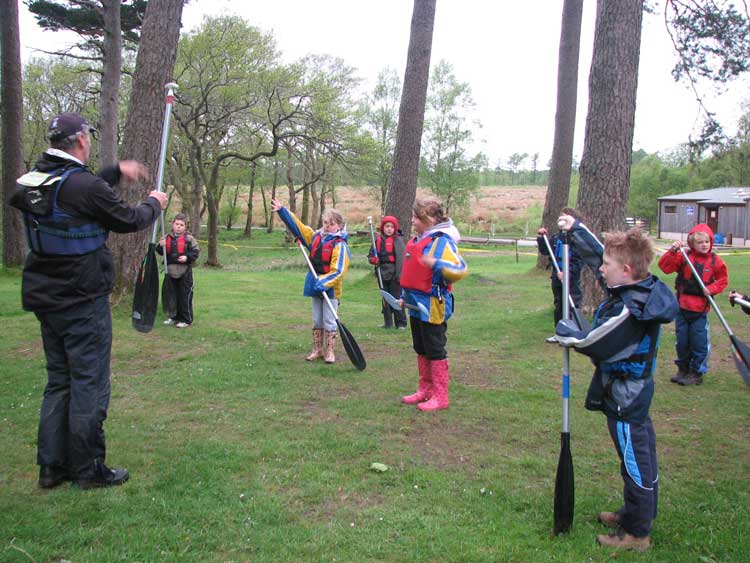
[670,364,689,384]
[324,331,337,363]
[597,511,620,529]
[596,527,651,551]
[306,329,324,361]
[679,369,704,386]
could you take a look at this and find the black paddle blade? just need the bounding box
[161,274,177,319]
[132,243,159,333]
[730,336,750,387]
[553,432,575,535]
[337,319,366,371]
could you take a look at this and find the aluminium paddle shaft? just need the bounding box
[151,83,179,254]
[367,216,385,290]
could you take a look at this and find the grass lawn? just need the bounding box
[1,229,749,562]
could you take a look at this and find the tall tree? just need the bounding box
[577,0,644,309]
[1,0,27,266]
[664,0,750,157]
[26,0,147,164]
[98,0,122,167]
[109,0,185,296]
[538,0,584,269]
[384,0,436,238]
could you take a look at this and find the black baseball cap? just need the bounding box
[47,112,97,142]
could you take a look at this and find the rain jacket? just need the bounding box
[556,221,679,423]
[277,207,350,299]
[657,223,728,313]
[400,220,468,324]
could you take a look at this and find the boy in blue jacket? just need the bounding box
[555,217,678,551]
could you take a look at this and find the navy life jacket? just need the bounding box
[16,165,107,256]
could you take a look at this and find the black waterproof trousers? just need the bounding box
[35,295,112,478]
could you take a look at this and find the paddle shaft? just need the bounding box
[367,216,385,290]
[542,233,579,315]
[151,83,178,276]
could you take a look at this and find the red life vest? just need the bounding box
[376,235,397,263]
[400,233,452,294]
[310,234,336,274]
[676,251,716,297]
[166,234,187,260]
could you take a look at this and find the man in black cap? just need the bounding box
[10,112,168,489]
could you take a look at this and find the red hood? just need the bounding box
[688,223,714,252]
[380,215,399,233]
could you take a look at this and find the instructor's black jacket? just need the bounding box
[10,151,161,312]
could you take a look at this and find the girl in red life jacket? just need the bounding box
[367,215,407,329]
[399,197,468,412]
[271,198,351,364]
[157,213,200,328]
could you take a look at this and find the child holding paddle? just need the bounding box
[536,207,585,342]
[157,213,200,328]
[368,216,407,329]
[555,217,678,551]
[399,197,468,412]
[272,198,351,364]
[657,224,729,385]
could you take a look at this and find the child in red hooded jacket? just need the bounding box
[658,223,728,385]
[368,216,407,329]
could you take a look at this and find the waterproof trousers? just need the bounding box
[606,416,659,538]
[35,295,112,479]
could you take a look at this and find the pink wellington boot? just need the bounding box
[401,355,432,404]
[417,359,449,411]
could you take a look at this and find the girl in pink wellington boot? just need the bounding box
[399,197,468,411]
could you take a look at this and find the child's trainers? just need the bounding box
[164,318,176,325]
[175,322,190,329]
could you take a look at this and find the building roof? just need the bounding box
[659,187,750,205]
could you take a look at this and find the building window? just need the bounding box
[664,205,677,214]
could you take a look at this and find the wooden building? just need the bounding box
[657,187,750,246]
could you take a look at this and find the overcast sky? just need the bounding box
[17,0,750,167]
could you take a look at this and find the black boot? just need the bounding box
[679,369,704,386]
[75,458,129,489]
[39,465,71,489]
[670,365,689,384]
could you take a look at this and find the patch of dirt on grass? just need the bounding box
[395,416,502,472]
[450,350,507,390]
[12,337,42,357]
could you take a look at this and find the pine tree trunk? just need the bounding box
[99,0,122,169]
[577,0,643,310]
[1,0,26,267]
[384,0,436,239]
[110,0,184,297]
[538,0,583,269]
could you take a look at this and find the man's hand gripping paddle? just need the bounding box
[678,247,750,387]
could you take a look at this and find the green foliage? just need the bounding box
[26,0,148,47]
[420,60,482,215]
[628,154,690,222]
[2,230,750,561]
